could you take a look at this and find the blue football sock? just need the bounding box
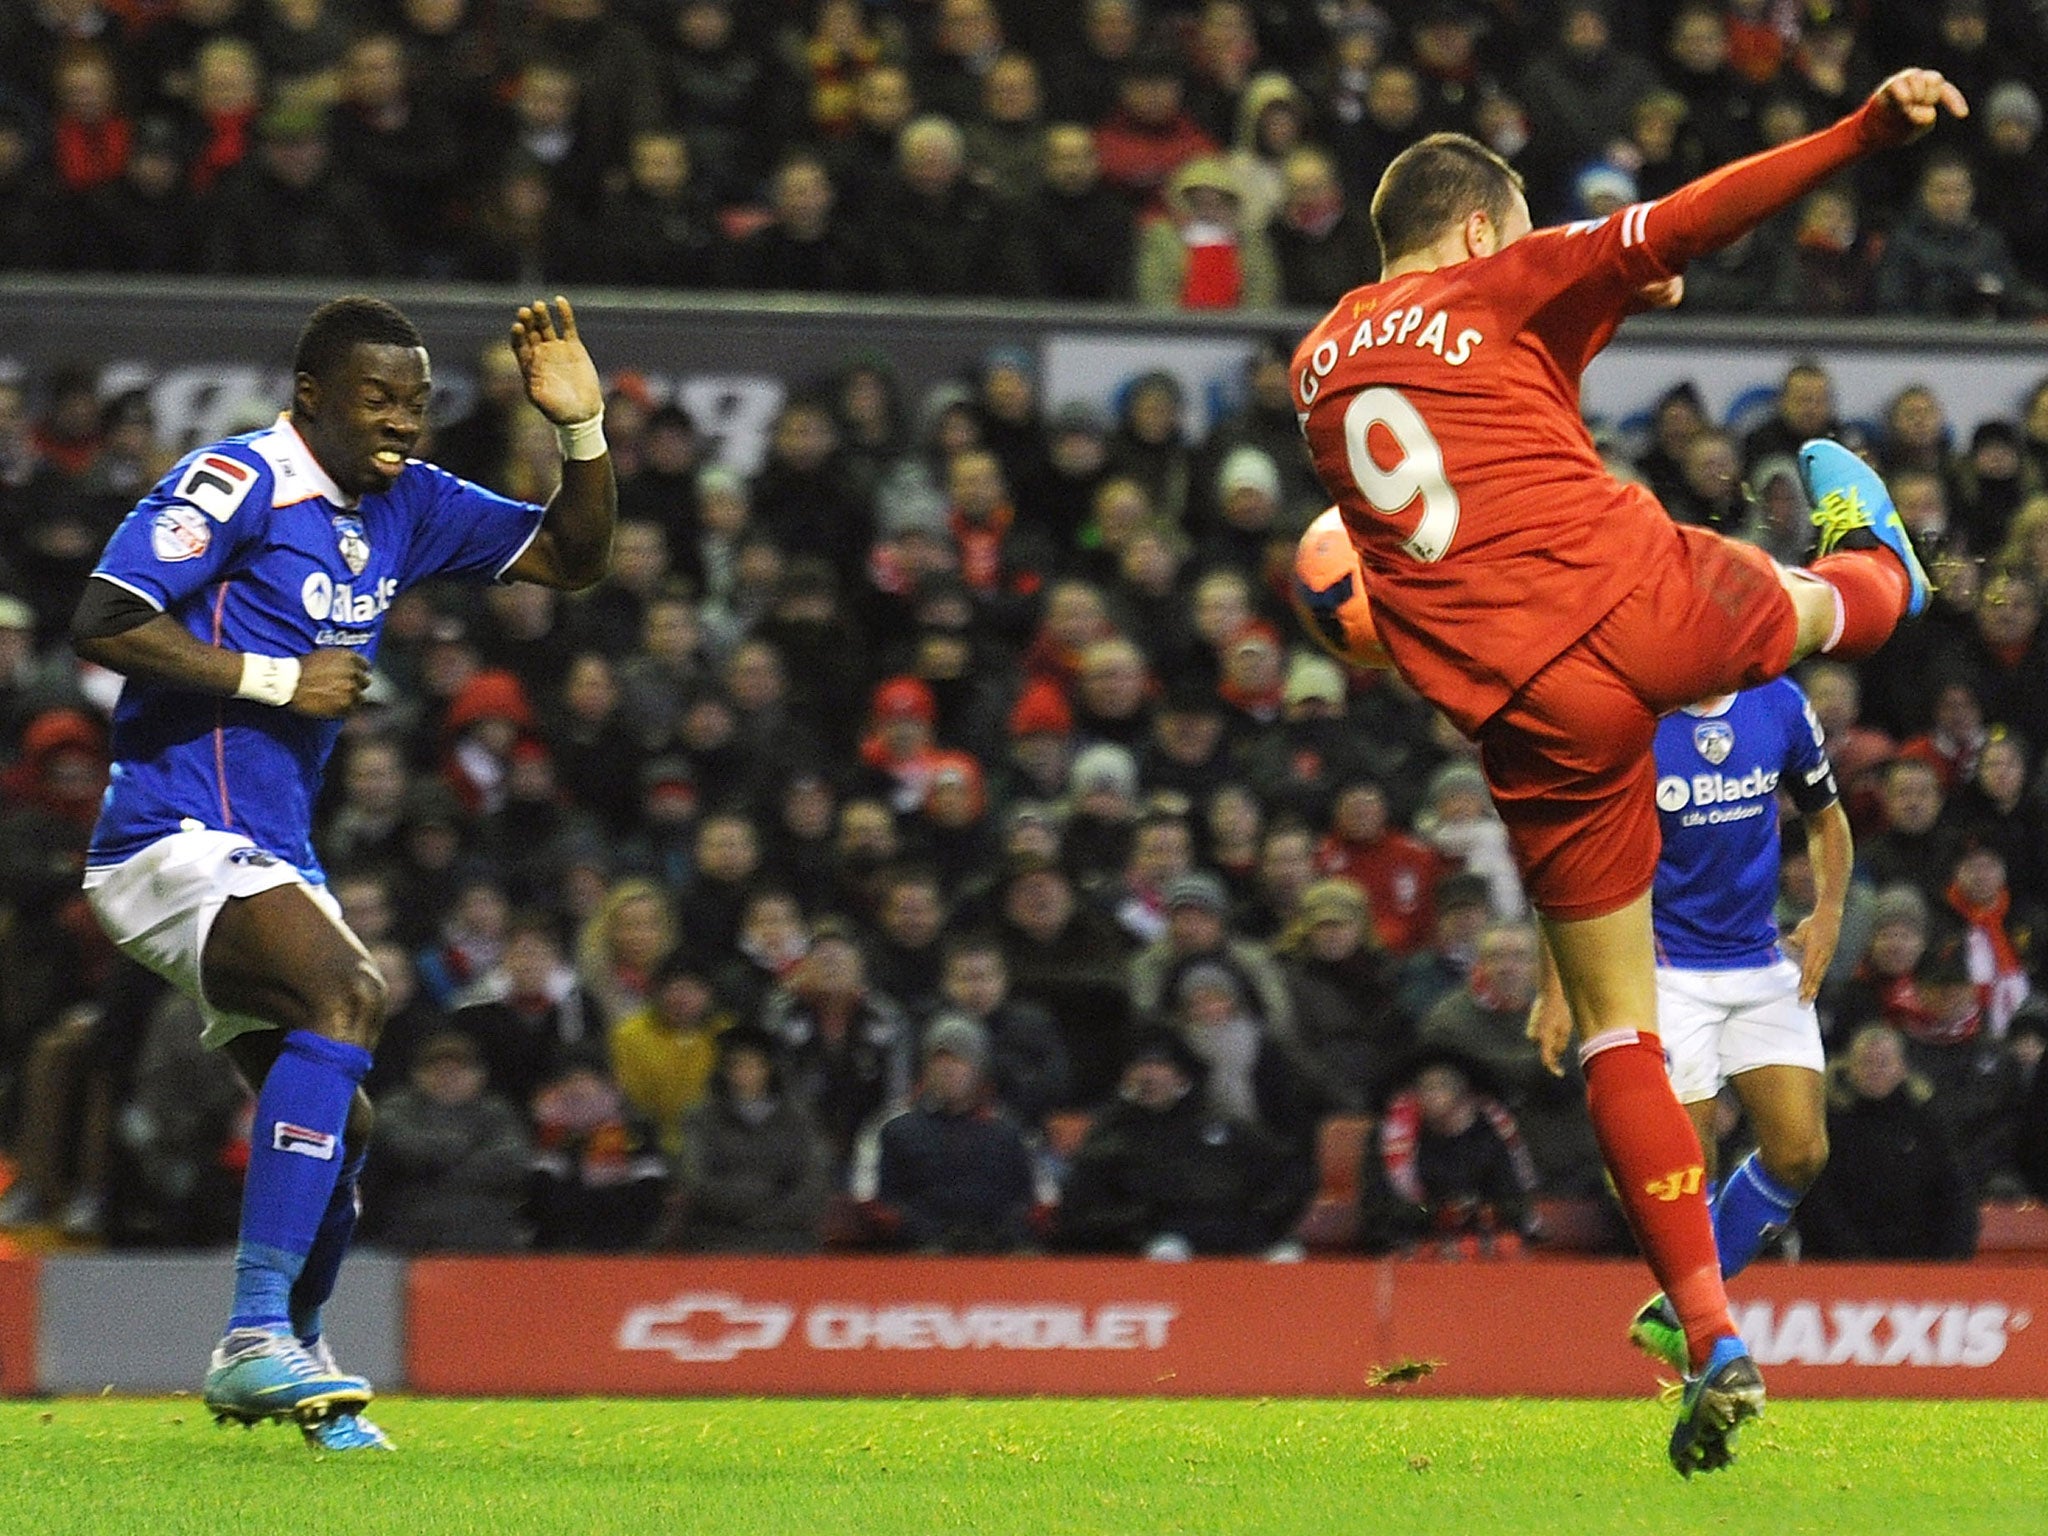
[1711,1151,1803,1282]
[229,1030,372,1334]
[291,1142,367,1349]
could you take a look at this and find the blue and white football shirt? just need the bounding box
[87,416,544,878]
[1651,677,1839,970]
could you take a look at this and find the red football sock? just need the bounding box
[1810,550,1908,661]
[1580,1031,1731,1371]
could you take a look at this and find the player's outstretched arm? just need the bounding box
[1643,68,1967,270]
[71,580,368,717]
[501,295,617,592]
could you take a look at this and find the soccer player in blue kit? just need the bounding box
[1619,676,1852,1382]
[71,295,615,1450]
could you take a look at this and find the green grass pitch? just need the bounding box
[3,1396,2042,1536]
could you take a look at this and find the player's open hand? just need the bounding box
[511,296,604,428]
[288,648,371,718]
[1784,906,1841,1005]
[1864,69,1969,147]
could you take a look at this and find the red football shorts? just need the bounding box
[1477,525,1799,922]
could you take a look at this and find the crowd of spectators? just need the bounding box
[3,1,2048,316]
[3,322,2046,1262]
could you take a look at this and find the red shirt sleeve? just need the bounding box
[1639,104,1881,270]
[1476,100,1886,380]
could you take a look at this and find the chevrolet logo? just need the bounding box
[617,1293,795,1362]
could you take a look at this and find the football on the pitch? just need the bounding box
[1292,508,1392,669]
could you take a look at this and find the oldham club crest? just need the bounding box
[333,515,371,575]
[1692,719,1735,766]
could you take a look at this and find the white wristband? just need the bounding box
[555,413,607,461]
[235,653,302,707]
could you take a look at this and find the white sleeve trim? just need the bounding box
[492,516,546,583]
[90,572,166,611]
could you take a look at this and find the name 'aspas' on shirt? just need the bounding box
[1298,305,1485,406]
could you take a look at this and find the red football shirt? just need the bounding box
[1293,105,1887,737]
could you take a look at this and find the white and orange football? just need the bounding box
[1291,508,1391,669]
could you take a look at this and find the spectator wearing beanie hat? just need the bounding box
[1129,869,1297,1052]
[859,1011,1038,1253]
[1063,741,1142,883]
[1001,676,1077,803]
[1170,955,1327,1154]
[1982,80,2048,291]
[1273,876,1411,1109]
[1233,650,1382,827]
[1414,759,1525,919]
[1825,881,1933,1047]
[859,674,947,813]
[1200,444,1287,576]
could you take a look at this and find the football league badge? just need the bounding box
[1692,719,1734,766]
[334,515,371,576]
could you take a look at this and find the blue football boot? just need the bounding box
[1800,437,1931,616]
[1667,1334,1766,1478]
[297,1338,393,1451]
[202,1329,373,1427]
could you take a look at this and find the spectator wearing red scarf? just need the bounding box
[859,675,947,813]
[187,35,262,193]
[942,448,1050,638]
[1945,843,2041,1037]
[1135,155,1277,311]
[50,43,131,193]
[1214,619,1287,727]
[1020,577,1115,695]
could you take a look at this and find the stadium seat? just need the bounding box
[1976,1201,2048,1258]
[1296,1114,1373,1252]
[1314,1115,1372,1200]
[819,1193,869,1250]
[1531,1196,1623,1255]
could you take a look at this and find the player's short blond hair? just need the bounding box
[1370,131,1526,268]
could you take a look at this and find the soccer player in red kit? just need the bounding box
[1292,70,1966,1475]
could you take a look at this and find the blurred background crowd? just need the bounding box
[2,0,2047,1265]
[2,0,2048,314]
[3,331,2046,1263]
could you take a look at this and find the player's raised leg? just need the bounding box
[201,885,382,1426]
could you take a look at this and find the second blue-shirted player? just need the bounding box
[72,295,616,1451]
[1626,676,1853,1378]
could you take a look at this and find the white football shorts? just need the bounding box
[84,827,349,1049]
[1656,957,1825,1104]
